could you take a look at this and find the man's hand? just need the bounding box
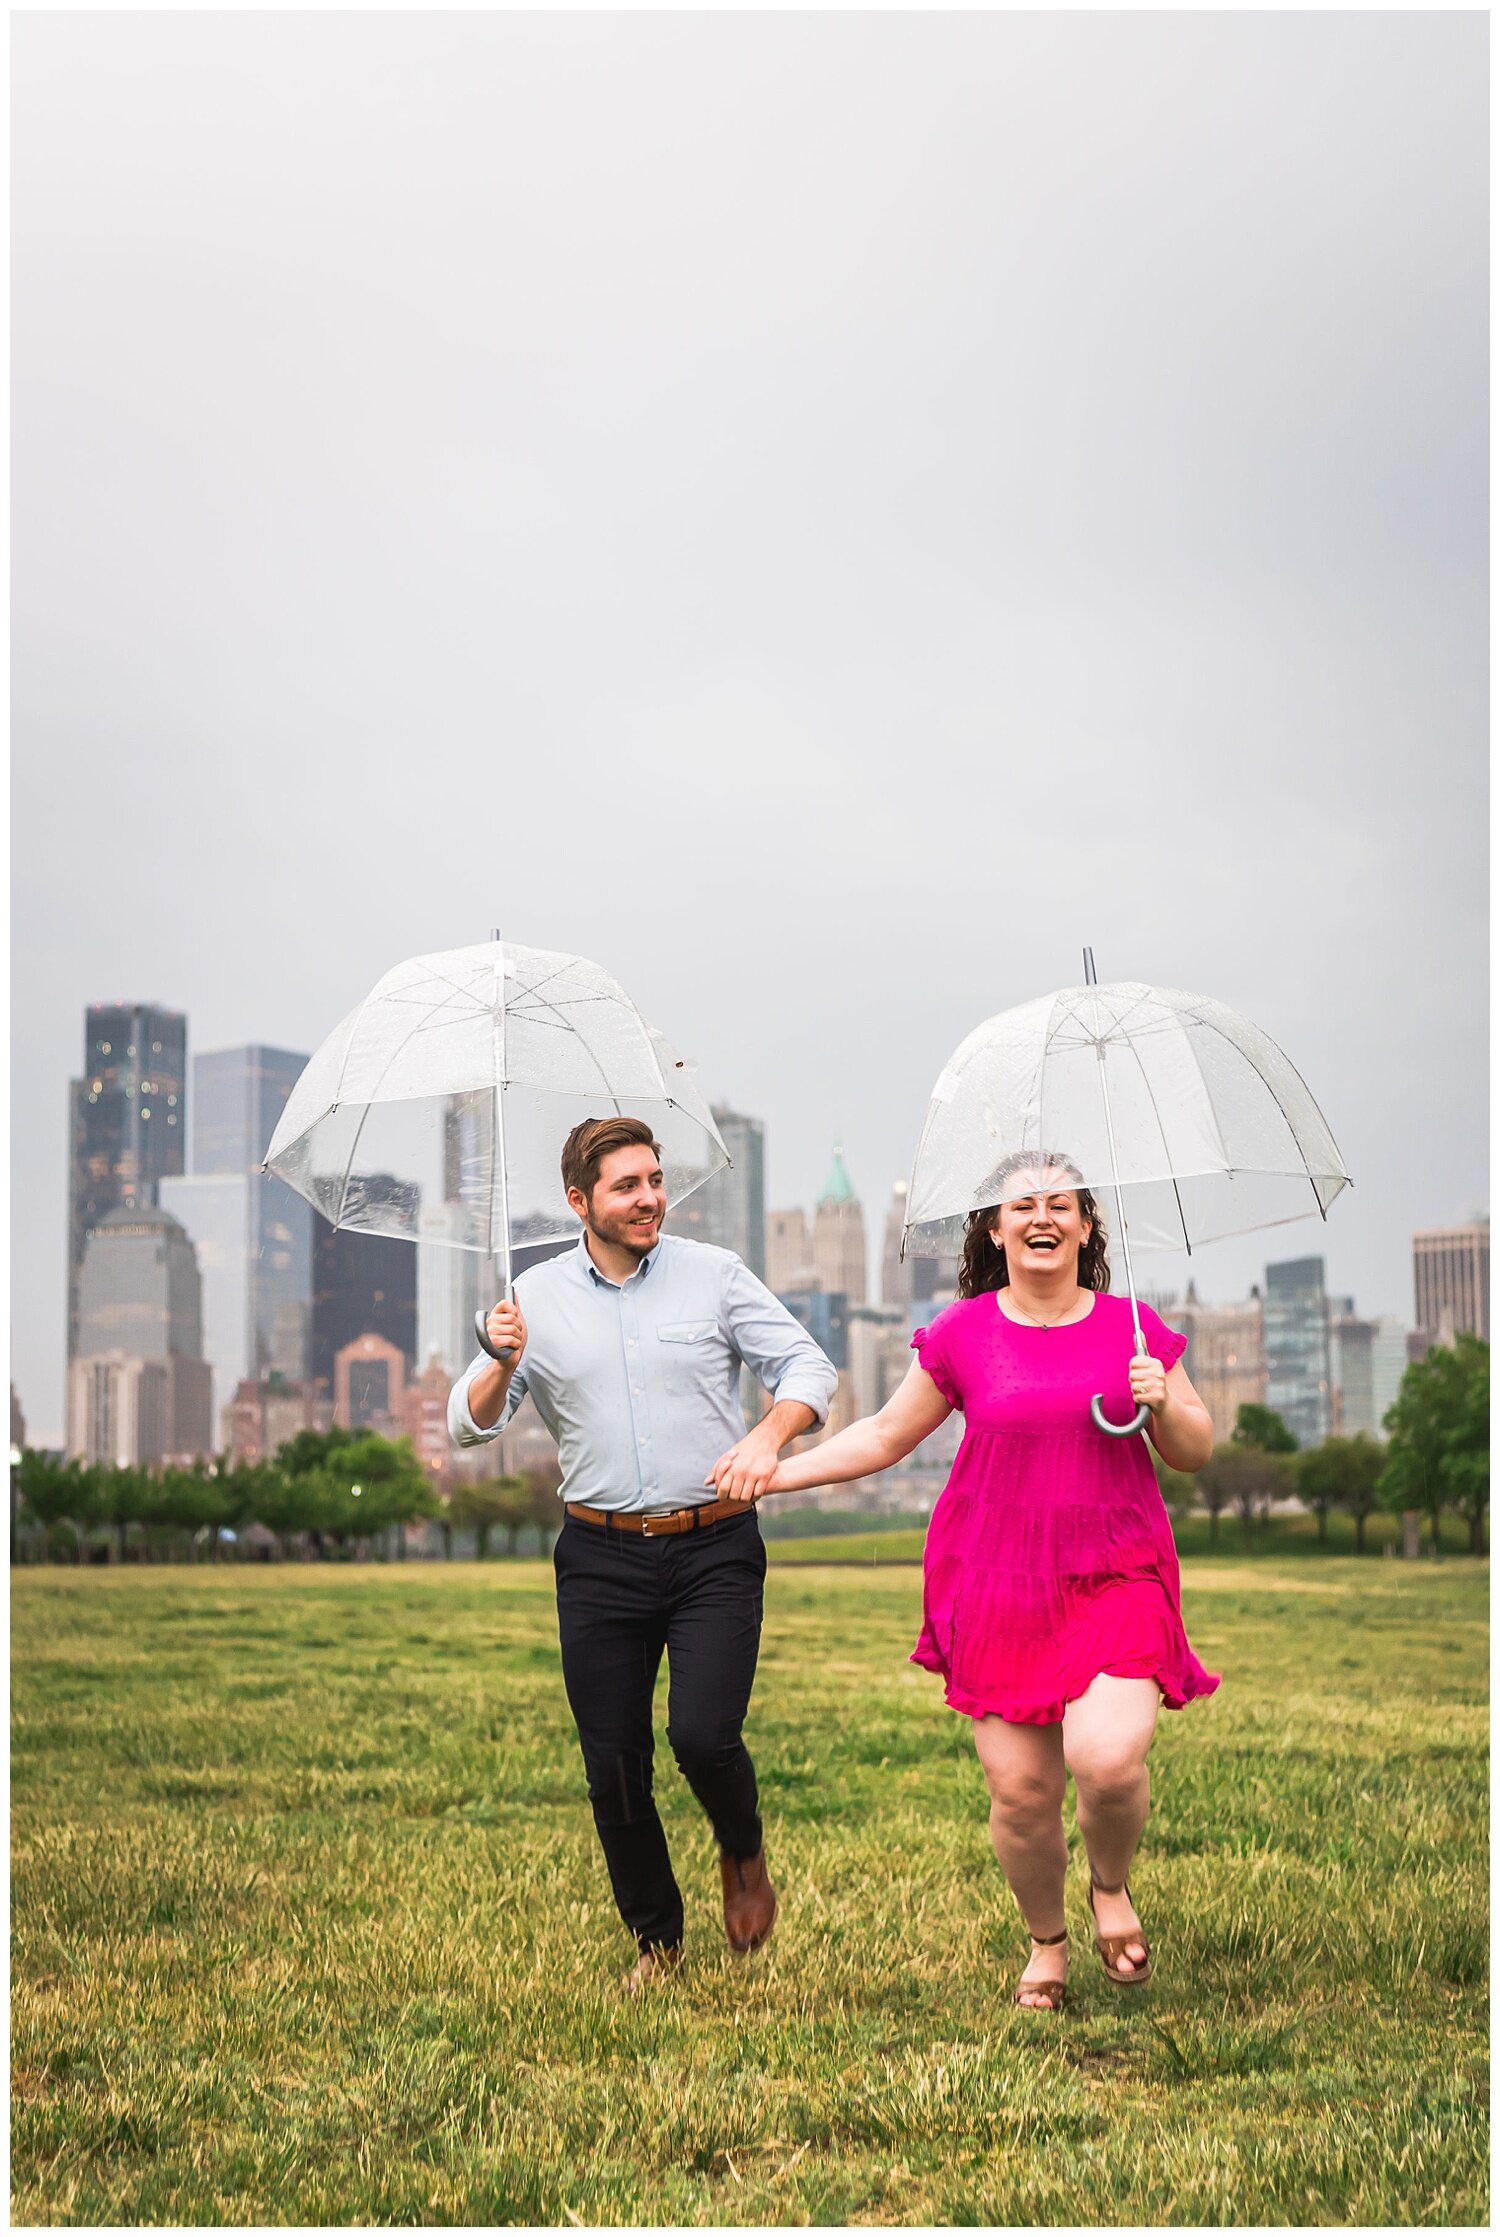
[705,1429,783,1504]
[482,1299,528,1362]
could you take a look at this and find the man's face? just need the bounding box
[571,1143,668,1258]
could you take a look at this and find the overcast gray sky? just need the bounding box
[13,12,1487,1445]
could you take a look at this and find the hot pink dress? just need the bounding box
[910,1291,1220,1725]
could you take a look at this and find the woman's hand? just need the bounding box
[1128,1353,1169,1413]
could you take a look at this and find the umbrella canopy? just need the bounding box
[904,977,1350,1261]
[263,939,728,1276]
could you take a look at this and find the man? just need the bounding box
[448,1115,837,1991]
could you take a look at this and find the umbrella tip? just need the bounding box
[1083,946,1097,985]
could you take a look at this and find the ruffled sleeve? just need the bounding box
[1137,1299,1187,1374]
[911,1320,961,1410]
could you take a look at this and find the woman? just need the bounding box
[766,1154,1217,2012]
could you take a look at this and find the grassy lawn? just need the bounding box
[11,1556,1487,2226]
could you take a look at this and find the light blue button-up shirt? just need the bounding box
[447,1232,839,1513]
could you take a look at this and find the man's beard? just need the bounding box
[588,1207,659,1259]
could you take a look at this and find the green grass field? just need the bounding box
[11,1555,1487,2226]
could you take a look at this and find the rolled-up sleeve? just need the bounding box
[720,1260,838,1426]
[447,1354,529,1447]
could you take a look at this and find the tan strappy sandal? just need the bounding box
[1015,1927,1069,2012]
[1087,1871,1152,1985]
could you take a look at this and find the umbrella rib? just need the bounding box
[1121,1034,1196,1255]
[510,957,585,1010]
[1189,1013,1341,1206]
[331,999,458,1223]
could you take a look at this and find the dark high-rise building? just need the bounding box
[191,1045,307,1175]
[311,1177,418,1392]
[673,1106,766,1277]
[67,1002,187,1355]
[1264,1255,1330,1449]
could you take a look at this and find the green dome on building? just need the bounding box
[819,1143,857,1207]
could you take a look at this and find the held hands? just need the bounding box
[483,1300,528,1364]
[1128,1353,1168,1413]
[705,1432,784,1504]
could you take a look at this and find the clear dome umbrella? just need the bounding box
[263,936,728,1358]
[903,951,1351,1437]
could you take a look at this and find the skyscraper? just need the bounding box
[1177,1285,1267,1443]
[66,1002,187,1356]
[766,1208,816,1293]
[160,1045,313,1420]
[311,1190,418,1393]
[1412,1220,1489,1344]
[813,1145,867,1303]
[881,1181,911,1307]
[672,1106,766,1277]
[416,1203,485,1377]
[333,1332,407,1432]
[67,1206,212,1463]
[1263,1256,1330,1448]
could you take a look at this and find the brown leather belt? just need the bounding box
[566,1494,754,1537]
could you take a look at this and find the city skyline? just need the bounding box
[24,987,1482,1452]
[14,15,1486,1442]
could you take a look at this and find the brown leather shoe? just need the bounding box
[624,1942,683,1995]
[720,1848,777,1952]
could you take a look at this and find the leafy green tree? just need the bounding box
[1192,1448,1233,1547]
[1441,1341,1490,1555]
[102,1464,157,1561]
[246,1463,323,1553]
[16,1452,98,1560]
[261,1428,440,1555]
[1232,1403,1298,1455]
[524,1462,564,1550]
[209,1454,265,1558]
[1295,1434,1384,1552]
[1196,1445,1287,1546]
[150,1460,230,1557]
[1150,1450,1197,1526]
[276,1425,360,1478]
[319,1433,441,1549]
[448,1474,532,1557]
[1381,1337,1489,1555]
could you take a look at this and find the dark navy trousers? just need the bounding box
[553,1505,767,1953]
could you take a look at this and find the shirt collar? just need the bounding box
[575,1230,663,1291]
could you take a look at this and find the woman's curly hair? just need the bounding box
[955,1151,1111,1299]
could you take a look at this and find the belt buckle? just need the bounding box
[640,1514,654,1537]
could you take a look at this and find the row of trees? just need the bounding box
[12,1428,563,1563]
[16,1338,1489,1562]
[1159,1336,1490,1553]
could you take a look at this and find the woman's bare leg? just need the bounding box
[1062,1674,1160,1975]
[972,1715,1069,2003]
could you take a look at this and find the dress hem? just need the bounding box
[909,1644,1222,1725]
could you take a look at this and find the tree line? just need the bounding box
[1156,1334,1489,1553]
[15,1336,1488,1562]
[11,1426,564,1564]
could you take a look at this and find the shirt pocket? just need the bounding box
[655,1319,722,1398]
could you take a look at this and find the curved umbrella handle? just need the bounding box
[1090,1392,1151,1438]
[474,1306,515,1364]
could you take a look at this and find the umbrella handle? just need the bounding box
[1091,1330,1152,1437]
[1090,1393,1151,1438]
[474,1306,515,1365]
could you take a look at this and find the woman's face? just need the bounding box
[989,1174,1090,1279]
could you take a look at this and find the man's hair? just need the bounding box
[560,1116,663,1202]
